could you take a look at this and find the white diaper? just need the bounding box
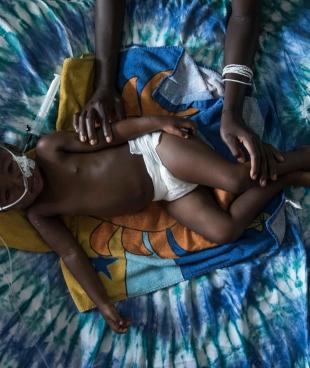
[128,132,198,201]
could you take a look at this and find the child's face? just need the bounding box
[0,146,43,211]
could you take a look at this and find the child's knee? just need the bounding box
[201,220,240,244]
[228,165,251,194]
[216,224,240,244]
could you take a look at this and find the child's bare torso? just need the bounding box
[35,143,154,217]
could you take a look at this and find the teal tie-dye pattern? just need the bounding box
[0,1,309,367]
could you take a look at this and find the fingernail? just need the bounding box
[81,135,86,142]
[106,136,112,143]
[90,139,97,146]
[252,174,257,180]
[261,180,266,186]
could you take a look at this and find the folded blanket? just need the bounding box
[0,47,285,312]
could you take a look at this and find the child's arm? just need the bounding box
[38,116,196,154]
[27,210,130,333]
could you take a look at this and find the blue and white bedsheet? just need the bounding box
[0,1,309,367]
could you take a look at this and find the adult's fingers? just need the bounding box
[103,107,113,143]
[86,108,98,145]
[96,102,113,142]
[78,111,87,142]
[73,112,80,133]
[224,134,246,163]
[265,145,278,181]
[115,97,126,121]
[257,142,268,186]
[270,145,285,163]
[242,135,261,179]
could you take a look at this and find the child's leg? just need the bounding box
[163,172,309,244]
[156,134,309,194]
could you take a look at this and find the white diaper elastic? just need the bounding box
[128,132,198,201]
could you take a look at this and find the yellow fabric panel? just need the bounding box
[0,210,50,252]
[56,55,95,132]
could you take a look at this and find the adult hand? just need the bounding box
[73,87,125,145]
[220,110,285,186]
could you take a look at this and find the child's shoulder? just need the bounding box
[36,132,64,160]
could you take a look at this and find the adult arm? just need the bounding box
[95,0,124,90]
[74,0,126,145]
[220,0,284,186]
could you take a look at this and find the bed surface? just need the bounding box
[0,1,309,367]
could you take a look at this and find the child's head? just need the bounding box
[0,144,43,211]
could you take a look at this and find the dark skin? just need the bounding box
[1,116,310,333]
[75,0,285,185]
[76,0,125,145]
[220,0,285,186]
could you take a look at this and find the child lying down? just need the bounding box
[1,115,309,333]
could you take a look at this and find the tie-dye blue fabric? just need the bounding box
[0,1,309,367]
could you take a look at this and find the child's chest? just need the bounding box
[39,147,154,216]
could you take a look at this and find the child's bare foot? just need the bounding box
[99,301,131,334]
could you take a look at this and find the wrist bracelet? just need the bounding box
[222,64,253,83]
[222,78,252,86]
